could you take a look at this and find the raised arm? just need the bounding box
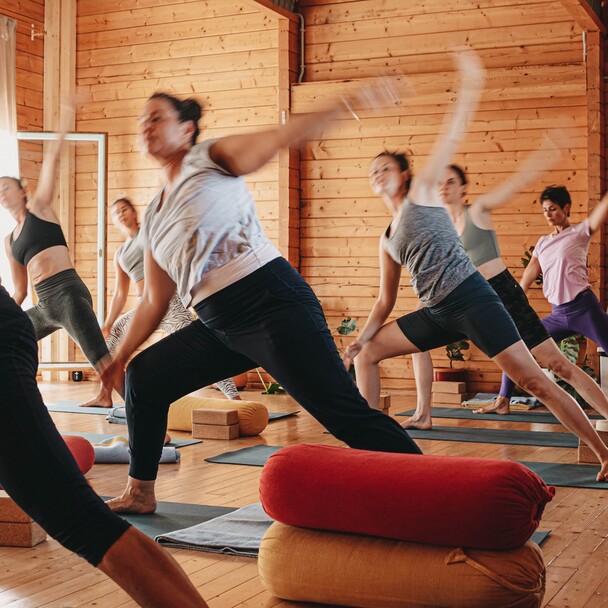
[209,80,403,176]
[588,190,608,234]
[473,134,562,216]
[28,102,74,212]
[101,253,131,337]
[343,241,402,362]
[4,235,28,305]
[412,52,485,197]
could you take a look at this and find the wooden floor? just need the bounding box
[1,381,608,607]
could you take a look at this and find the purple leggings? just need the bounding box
[499,289,608,398]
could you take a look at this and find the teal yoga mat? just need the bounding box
[101,499,235,539]
[530,530,551,546]
[47,401,123,415]
[205,444,282,466]
[405,426,577,447]
[397,407,602,425]
[63,432,201,449]
[519,461,608,489]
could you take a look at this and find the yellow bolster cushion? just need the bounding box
[258,522,545,608]
[167,396,269,436]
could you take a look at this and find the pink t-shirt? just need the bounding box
[533,219,591,306]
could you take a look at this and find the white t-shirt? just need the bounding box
[140,139,280,307]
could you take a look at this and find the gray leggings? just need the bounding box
[27,269,109,369]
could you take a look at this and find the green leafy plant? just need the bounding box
[521,246,543,285]
[261,382,285,395]
[549,335,596,407]
[445,340,469,368]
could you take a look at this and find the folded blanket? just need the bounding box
[156,503,273,556]
[106,406,127,425]
[92,436,180,464]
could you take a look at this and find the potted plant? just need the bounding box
[433,340,469,382]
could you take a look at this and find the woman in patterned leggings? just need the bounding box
[81,197,239,407]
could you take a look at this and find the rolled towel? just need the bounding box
[106,406,127,425]
[92,436,180,464]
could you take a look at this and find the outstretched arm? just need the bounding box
[588,190,608,234]
[473,134,562,216]
[28,101,74,212]
[411,51,485,198]
[210,79,403,176]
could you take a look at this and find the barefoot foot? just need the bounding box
[473,396,511,415]
[164,433,171,446]
[105,491,157,514]
[79,397,113,408]
[400,414,432,430]
[597,461,608,483]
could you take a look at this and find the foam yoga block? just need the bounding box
[62,435,95,475]
[259,522,545,608]
[260,444,555,551]
[167,397,268,435]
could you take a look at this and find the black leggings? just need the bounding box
[0,286,130,566]
[125,257,422,481]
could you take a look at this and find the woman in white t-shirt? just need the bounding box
[101,90,422,513]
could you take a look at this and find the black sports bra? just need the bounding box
[10,211,68,266]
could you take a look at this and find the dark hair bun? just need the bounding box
[181,98,202,123]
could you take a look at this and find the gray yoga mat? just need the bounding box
[101,499,236,539]
[269,410,299,421]
[157,503,273,556]
[47,401,123,415]
[205,444,282,466]
[519,461,608,489]
[397,407,602,425]
[405,426,578,447]
[63,432,201,449]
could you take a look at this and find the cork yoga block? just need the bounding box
[192,423,240,440]
[168,397,268,435]
[0,492,47,548]
[578,422,608,464]
[192,408,239,426]
[259,522,545,608]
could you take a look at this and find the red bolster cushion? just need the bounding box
[62,435,95,476]
[259,444,555,550]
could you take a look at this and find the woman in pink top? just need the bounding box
[499,185,608,403]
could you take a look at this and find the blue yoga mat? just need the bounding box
[519,461,608,489]
[64,432,201,449]
[269,411,299,421]
[405,426,577,447]
[530,530,551,546]
[205,445,282,466]
[397,407,602,425]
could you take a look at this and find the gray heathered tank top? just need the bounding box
[384,199,476,306]
[116,231,145,283]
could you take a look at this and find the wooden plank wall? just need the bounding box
[295,0,592,394]
[71,0,282,364]
[1,0,45,192]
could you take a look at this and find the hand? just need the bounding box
[342,340,363,370]
[452,49,485,89]
[342,76,414,117]
[100,359,126,397]
[101,325,111,339]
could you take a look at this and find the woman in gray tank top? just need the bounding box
[80,197,240,407]
[345,53,608,481]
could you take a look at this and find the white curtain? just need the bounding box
[0,16,18,292]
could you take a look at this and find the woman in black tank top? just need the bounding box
[344,52,608,481]
[0,102,112,389]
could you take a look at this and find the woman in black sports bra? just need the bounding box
[0,103,111,380]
